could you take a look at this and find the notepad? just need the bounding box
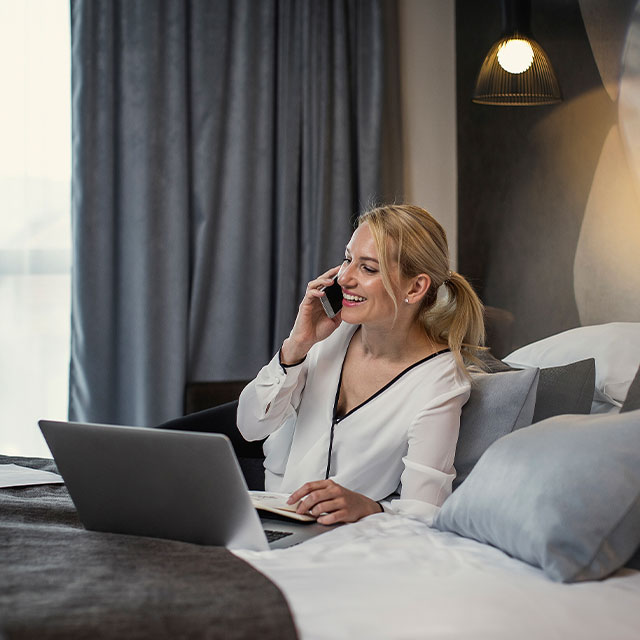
[0,463,64,488]
[249,491,316,522]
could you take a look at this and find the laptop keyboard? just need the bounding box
[265,529,294,543]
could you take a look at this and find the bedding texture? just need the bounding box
[435,409,640,582]
[0,455,298,639]
[237,511,640,640]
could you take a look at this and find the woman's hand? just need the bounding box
[287,479,383,525]
[280,265,344,364]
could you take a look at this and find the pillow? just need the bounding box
[474,349,514,373]
[453,368,539,489]
[589,400,620,415]
[504,322,640,409]
[474,352,595,423]
[621,365,640,413]
[626,547,640,570]
[436,409,640,583]
[530,358,595,423]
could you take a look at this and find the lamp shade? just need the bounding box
[472,0,562,106]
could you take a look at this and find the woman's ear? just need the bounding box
[405,274,431,304]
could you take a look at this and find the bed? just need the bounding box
[2,322,640,639]
[236,514,640,640]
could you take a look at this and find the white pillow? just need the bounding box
[504,322,640,408]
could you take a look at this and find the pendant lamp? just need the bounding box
[472,0,562,106]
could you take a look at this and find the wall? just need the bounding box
[398,0,458,266]
[457,0,640,352]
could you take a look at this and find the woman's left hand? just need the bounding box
[287,479,383,525]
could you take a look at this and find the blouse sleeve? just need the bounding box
[379,383,471,524]
[236,350,309,441]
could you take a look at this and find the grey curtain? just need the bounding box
[69,0,403,427]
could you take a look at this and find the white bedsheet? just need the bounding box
[235,513,640,640]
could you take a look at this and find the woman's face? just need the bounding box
[336,223,403,327]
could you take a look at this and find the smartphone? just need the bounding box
[320,277,343,318]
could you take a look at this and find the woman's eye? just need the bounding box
[362,266,377,274]
[343,257,351,263]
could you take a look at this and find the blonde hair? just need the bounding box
[357,204,485,372]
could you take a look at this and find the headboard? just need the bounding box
[456,0,640,351]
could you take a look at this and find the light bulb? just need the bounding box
[497,38,534,74]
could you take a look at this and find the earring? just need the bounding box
[404,297,409,304]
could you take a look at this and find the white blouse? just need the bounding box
[237,322,471,523]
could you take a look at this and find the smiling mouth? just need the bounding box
[342,292,366,303]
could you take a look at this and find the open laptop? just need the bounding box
[38,420,331,550]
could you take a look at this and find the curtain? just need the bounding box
[69,0,403,427]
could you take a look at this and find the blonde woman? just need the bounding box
[237,204,485,525]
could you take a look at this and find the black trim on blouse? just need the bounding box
[324,335,452,479]
[278,348,307,373]
[333,346,452,421]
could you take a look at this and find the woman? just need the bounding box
[237,204,485,525]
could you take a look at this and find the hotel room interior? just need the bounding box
[2,0,640,637]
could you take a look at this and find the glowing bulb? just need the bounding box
[497,39,534,74]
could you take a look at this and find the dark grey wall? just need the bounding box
[456,0,638,352]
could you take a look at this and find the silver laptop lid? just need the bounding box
[38,420,269,551]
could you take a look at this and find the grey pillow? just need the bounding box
[474,350,514,373]
[531,358,595,423]
[436,409,640,583]
[621,365,640,413]
[454,368,539,489]
[476,352,595,422]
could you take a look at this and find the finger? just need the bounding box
[321,265,342,279]
[296,490,333,514]
[297,493,327,514]
[309,498,344,517]
[318,509,349,525]
[291,486,339,513]
[307,265,342,290]
[297,486,342,514]
[305,278,336,295]
[287,480,332,504]
[301,288,326,303]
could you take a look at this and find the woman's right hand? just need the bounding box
[280,265,343,365]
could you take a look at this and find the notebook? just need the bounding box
[38,420,331,550]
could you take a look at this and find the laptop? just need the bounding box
[38,420,331,550]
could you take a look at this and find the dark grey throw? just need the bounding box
[0,456,298,640]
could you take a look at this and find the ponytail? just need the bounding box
[420,271,486,375]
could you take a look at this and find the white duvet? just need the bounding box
[235,513,640,640]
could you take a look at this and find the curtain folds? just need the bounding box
[69,0,402,427]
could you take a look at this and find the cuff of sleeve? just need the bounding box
[378,498,441,526]
[278,348,307,373]
[376,499,395,515]
[400,457,455,508]
[252,350,306,419]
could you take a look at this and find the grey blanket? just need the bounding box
[0,456,298,640]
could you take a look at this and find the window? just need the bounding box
[0,0,71,456]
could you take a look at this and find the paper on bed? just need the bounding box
[0,463,64,488]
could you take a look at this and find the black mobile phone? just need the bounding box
[320,277,343,318]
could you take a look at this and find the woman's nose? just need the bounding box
[336,262,353,286]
